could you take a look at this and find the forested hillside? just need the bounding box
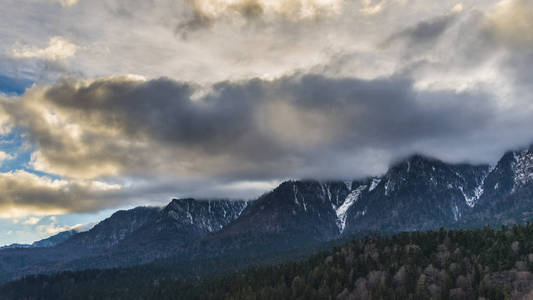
[4,225,533,299]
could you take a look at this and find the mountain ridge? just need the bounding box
[2,144,533,282]
[0,230,79,251]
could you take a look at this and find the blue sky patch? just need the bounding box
[0,74,33,96]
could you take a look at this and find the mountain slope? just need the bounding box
[0,230,79,251]
[59,206,161,253]
[0,206,160,282]
[31,230,79,248]
[467,145,533,226]
[343,155,490,234]
[0,200,249,281]
[196,181,345,257]
[102,199,249,264]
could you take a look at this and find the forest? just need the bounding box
[3,224,533,299]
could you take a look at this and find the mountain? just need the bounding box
[0,230,79,251]
[196,145,533,260]
[31,230,79,248]
[197,181,345,257]
[3,143,533,284]
[0,244,31,251]
[0,206,161,282]
[58,206,161,253]
[196,154,496,258]
[342,155,490,234]
[0,200,249,281]
[100,199,249,265]
[467,145,533,225]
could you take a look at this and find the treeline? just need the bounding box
[3,225,533,299]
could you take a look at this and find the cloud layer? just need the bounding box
[0,170,120,218]
[0,0,501,83]
[0,74,499,180]
[2,0,533,221]
[12,37,77,61]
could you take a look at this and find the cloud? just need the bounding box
[56,0,79,7]
[359,0,385,16]
[12,36,77,60]
[22,216,41,225]
[0,105,13,135]
[485,0,533,46]
[451,3,464,13]
[0,74,511,184]
[0,170,123,218]
[37,216,81,235]
[185,0,342,21]
[384,13,459,46]
[0,151,15,164]
[3,0,533,220]
[0,0,493,85]
[37,223,81,235]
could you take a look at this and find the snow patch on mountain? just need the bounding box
[452,203,460,221]
[460,185,484,208]
[336,185,367,233]
[293,185,299,205]
[369,178,381,192]
[458,166,492,208]
[326,186,332,204]
[292,185,307,211]
[164,199,248,233]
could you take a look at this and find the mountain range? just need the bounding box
[0,230,78,251]
[1,144,533,283]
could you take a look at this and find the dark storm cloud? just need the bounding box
[1,73,498,183]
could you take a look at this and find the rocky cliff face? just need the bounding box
[343,155,490,234]
[468,145,533,225]
[161,198,248,233]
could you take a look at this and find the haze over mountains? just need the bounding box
[1,143,533,283]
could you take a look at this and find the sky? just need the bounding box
[1,0,533,245]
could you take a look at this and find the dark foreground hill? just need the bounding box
[3,224,533,299]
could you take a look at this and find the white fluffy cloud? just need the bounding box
[187,0,342,20]
[37,216,81,235]
[12,36,77,60]
[0,170,123,218]
[485,0,533,46]
[0,0,499,84]
[22,216,41,225]
[0,151,15,165]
